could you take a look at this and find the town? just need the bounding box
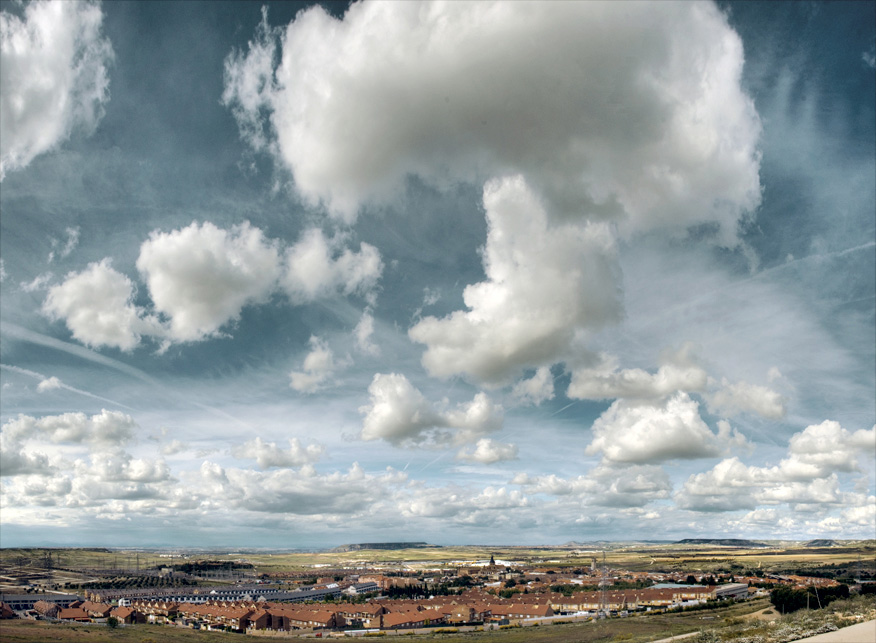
[1,541,873,639]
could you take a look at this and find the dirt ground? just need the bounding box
[792,619,876,642]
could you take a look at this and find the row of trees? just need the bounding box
[770,584,850,613]
[66,576,195,590]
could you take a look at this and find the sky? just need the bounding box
[0,0,874,549]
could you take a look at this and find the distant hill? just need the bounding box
[804,539,837,548]
[331,542,432,552]
[675,538,769,548]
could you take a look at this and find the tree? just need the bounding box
[770,587,807,613]
[107,616,119,629]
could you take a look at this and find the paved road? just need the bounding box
[794,619,876,642]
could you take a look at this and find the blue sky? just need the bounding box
[1,0,873,548]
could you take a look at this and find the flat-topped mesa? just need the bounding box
[330,542,432,553]
[674,539,769,548]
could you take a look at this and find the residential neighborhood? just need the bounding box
[2,550,855,637]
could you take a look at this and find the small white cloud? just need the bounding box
[568,350,707,401]
[359,373,503,447]
[863,50,876,69]
[159,439,187,456]
[43,259,161,351]
[48,226,80,263]
[354,310,379,356]
[511,367,555,406]
[20,272,54,292]
[282,228,382,305]
[289,336,337,393]
[36,376,63,392]
[422,288,440,307]
[705,377,786,419]
[231,436,324,469]
[221,6,279,154]
[0,0,114,180]
[456,438,518,464]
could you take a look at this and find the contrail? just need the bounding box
[550,400,579,416]
[0,363,136,411]
[0,322,253,429]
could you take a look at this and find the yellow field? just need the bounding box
[2,541,873,578]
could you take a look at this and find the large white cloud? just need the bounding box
[224,1,760,236]
[43,223,383,350]
[676,421,874,512]
[409,176,622,385]
[777,421,875,479]
[586,392,744,464]
[137,221,282,343]
[224,1,762,387]
[0,0,113,180]
[359,373,503,447]
[43,259,160,351]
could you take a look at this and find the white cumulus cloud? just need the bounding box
[289,336,338,393]
[2,409,137,445]
[0,0,113,180]
[231,436,324,469]
[282,228,382,305]
[705,377,787,419]
[456,438,518,464]
[360,373,503,447]
[409,176,622,385]
[586,392,743,464]
[224,1,761,235]
[42,259,160,351]
[137,221,282,343]
[568,350,708,401]
[511,367,555,406]
[676,421,874,513]
[36,376,62,392]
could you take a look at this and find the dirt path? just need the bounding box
[643,632,699,643]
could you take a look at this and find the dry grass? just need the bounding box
[0,600,772,643]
